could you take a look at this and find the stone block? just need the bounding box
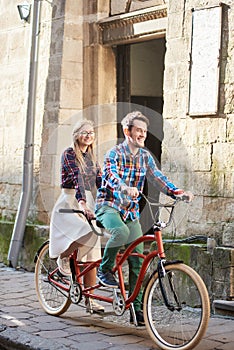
[58,109,81,124]
[223,224,234,247]
[0,221,49,271]
[163,65,177,91]
[227,115,234,142]
[167,10,187,39]
[63,38,83,63]
[40,155,56,184]
[163,90,188,117]
[191,145,212,171]
[60,78,83,109]
[212,143,234,171]
[61,61,83,80]
[185,118,227,146]
[65,0,83,18]
[165,38,190,63]
[110,0,127,15]
[64,21,83,41]
[131,1,165,12]
[168,0,186,13]
[203,197,233,224]
[213,247,233,299]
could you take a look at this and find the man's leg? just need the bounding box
[96,206,130,287]
[126,219,144,312]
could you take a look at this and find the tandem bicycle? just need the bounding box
[34,194,210,350]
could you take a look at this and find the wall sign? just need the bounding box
[188,5,223,116]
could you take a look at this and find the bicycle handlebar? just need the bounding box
[139,193,188,229]
[58,209,104,236]
[58,192,190,235]
[59,209,84,214]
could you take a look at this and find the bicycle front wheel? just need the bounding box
[143,263,210,350]
[35,241,71,316]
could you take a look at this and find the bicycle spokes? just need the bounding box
[143,263,210,350]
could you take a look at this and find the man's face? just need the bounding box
[128,119,147,148]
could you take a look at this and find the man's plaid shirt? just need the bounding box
[95,140,181,221]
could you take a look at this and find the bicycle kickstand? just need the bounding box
[130,303,138,326]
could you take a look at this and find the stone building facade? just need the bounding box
[0,1,233,296]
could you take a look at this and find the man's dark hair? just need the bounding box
[121,111,149,131]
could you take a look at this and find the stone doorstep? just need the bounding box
[213,300,234,317]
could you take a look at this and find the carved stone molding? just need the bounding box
[98,5,167,45]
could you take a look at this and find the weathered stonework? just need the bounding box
[0,0,233,297]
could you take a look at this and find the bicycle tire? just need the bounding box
[143,263,210,350]
[35,241,71,315]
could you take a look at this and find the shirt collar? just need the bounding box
[122,139,142,157]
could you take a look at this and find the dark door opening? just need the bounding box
[116,38,166,233]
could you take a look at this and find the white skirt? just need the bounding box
[49,189,101,261]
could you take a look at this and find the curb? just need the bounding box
[0,327,68,350]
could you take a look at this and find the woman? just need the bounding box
[49,119,104,313]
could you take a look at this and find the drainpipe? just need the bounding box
[8,0,42,268]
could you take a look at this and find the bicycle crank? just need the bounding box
[70,282,82,304]
[112,289,125,316]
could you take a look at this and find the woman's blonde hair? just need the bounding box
[72,119,95,171]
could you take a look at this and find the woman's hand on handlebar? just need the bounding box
[79,200,95,220]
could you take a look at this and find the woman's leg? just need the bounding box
[60,231,96,259]
[60,241,79,258]
[84,268,97,290]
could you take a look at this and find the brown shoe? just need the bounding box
[86,298,105,313]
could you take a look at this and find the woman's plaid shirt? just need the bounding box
[95,140,181,221]
[61,147,102,202]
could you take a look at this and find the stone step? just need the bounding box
[213,300,234,317]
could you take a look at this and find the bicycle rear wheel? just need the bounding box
[143,263,210,350]
[35,241,71,315]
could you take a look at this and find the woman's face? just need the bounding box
[76,124,95,148]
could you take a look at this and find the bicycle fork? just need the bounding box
[157,260,182,312]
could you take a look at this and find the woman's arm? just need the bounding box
[62,148,86,202]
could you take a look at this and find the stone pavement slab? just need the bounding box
[0,263,233,350]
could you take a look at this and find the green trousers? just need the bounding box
[96,205,144,311]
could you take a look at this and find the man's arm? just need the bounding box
[103,148,127,191]
[146,153,193,201]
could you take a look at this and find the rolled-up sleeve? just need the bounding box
[146,154,180,198]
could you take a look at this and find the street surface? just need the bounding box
[0,263,233,350]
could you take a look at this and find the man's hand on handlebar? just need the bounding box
[175,191,194,203]
[121,186,139,199]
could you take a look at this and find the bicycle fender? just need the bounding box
[34,240,50,264]
[163,260,183,266]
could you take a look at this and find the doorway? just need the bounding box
[117,38,166,233]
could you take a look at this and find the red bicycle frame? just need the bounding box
[48,228,166,309]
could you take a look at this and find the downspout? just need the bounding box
[8,0,42,268]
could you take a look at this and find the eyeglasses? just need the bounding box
[79,131,95,137]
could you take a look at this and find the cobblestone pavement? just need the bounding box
[0,263,233,350]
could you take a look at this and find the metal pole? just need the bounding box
[8,0,42,267]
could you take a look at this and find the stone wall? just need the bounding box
[162,0,234,245]
[0,0,233,270]
[0,0,55,222]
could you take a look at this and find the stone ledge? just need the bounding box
[213,300,234,318]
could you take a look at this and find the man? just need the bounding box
[95,111,193,325]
